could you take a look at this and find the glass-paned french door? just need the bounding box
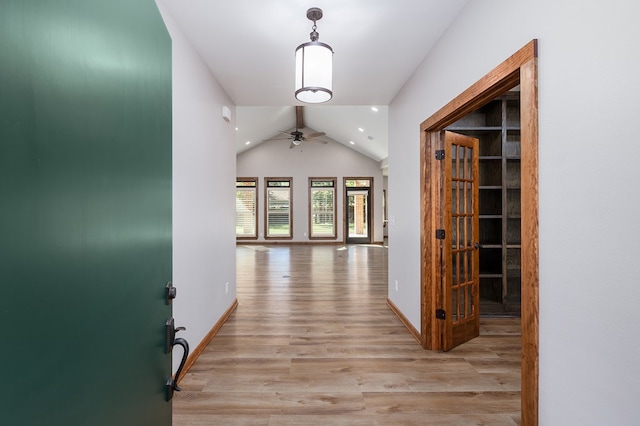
[345,178,372,244]
[439,131,480,350]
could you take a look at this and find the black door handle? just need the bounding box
[165,282,177,304]
[165,317,190,401]
[166,337,189,400]
[165,317,185,354]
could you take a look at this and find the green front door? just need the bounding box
[0,1,173,424]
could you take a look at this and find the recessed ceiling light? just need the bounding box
[371,107,378,112]
[235,127,239,131]
[358,128,364,132]
[245,141,251,145]
[349,141,355,145]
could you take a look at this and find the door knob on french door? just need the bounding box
[474,243,481,249]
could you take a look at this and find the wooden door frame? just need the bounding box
[420,40,538,425]
[343,177,374,244]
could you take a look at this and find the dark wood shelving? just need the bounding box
[447,92,521,316]
[447,126,503,131]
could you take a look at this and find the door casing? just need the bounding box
[420,40,539,425]
[343,177,373,244]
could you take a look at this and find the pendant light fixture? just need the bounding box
[295,7,333,103]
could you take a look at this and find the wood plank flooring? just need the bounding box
[173,244,521,425]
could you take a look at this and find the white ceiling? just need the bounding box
[159,0,469,161]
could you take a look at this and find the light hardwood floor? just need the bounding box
[173,244,521,425]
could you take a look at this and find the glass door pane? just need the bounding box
[346,189,370,243]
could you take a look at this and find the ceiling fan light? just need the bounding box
[292,138,302,146]
[294,8,333,104]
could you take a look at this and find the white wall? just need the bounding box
[157,3,237,372]
[388,0,640,423]
[237,139,384,243]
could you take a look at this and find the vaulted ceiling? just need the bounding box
[159,0,469,161]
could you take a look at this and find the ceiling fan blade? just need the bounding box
[295,106,304,130]
[304,132,326,139]
[278,130,292,136]
[309,138,328,144]
[289,141,297,149]
[266,137,292,141]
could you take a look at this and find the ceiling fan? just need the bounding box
[271,106,328,148]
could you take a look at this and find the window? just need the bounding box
[265,178,292,239]
[345,179,371,188]
[309,178,336,239]
[236,178,258,239]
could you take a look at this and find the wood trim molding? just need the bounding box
[520,56,539,426]
[421,40,537,132]
[387,298,421,345]
[176,298,239,383]
[421,131,443,350]
[419,40,539,425]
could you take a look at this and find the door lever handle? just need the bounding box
[165,337,190,401]
[165,317,185,354]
